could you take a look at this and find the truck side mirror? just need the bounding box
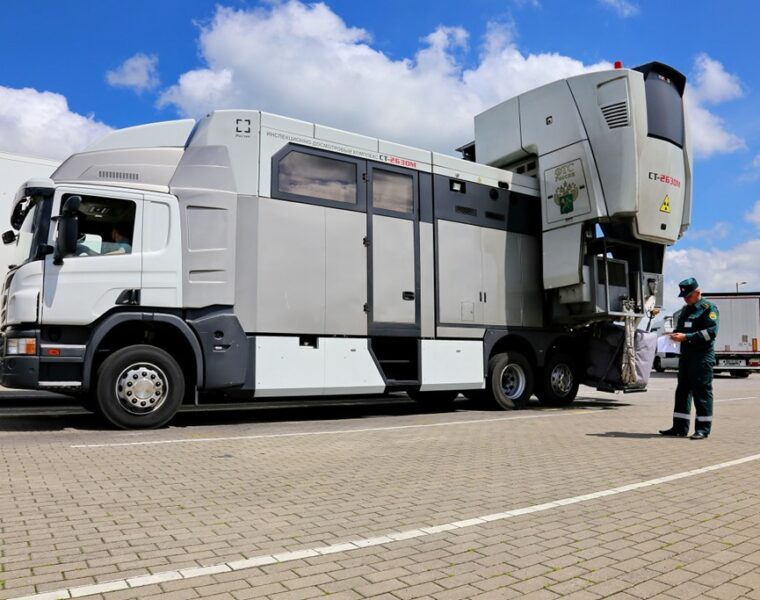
[53,196,82,265]
[2,230,17,245]
[10,199,28,230]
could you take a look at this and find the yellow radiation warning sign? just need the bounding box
[659,195,671,213]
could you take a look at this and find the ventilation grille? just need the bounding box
[600,101,629,129]
[98,170,139,181]
[455,206,477,216]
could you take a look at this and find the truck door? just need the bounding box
[42,188,143,326]
[367,164,420,335]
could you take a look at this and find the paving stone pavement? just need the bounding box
[1,373,759,599]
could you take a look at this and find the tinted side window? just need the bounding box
[278,151,357,204]
[372,170,414,213]
[644,74,684,147]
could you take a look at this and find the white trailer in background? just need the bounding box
[1,61,693,428]
[0,152,60,277]
[703,292,760,377]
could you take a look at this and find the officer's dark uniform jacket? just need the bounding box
[671,299,720,435]
[675,300,720,357]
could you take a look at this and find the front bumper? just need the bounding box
[1,328,85,391]
[1,354,41,389]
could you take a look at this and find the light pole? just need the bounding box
[736,281,747,293]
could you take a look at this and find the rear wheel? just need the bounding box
[730,370,750,378]
[487,352,533,410]
[95,344,185,429]
[536,353,579,406]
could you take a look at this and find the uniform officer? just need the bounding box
[659,278,720,440]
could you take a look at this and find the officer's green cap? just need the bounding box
[678,277,699,297]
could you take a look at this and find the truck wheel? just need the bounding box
[730,371,750,378]
[487,352,533,410]
[653,356,664,373]
[536,353,579,406]
[95,345,185,429]
[407,390,459,410]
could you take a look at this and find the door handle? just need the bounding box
[402,291,415,301]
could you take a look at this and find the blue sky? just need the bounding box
[1,0,758,310]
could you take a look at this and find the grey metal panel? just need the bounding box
[420,222,435,338]
[185,111,261,196]
[518,235,543,327]
[325,208,367,335]
[256,198,326,334]
[437,220,483,325]
[86,119,196,151]
[233,195,259,332]
[481,228,507,326]
[473,97,526,167]
[52,148,184,189]
[505,233,543,327]
[178,188,238,307]
[542,223,584,289]
[372,215,415,324]
[505,234,523,326]
[436,326,485,339]
[170,146,237,192]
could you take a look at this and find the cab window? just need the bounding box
[62,194,136,258]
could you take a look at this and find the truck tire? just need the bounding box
[407,390,459,410]
[730,371,750,378]
[487,352,533,410]
[536,353,579,407]
[95,344,185,429]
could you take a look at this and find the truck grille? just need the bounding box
[601,102,630,129]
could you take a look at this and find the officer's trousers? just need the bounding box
[672,353,714,435]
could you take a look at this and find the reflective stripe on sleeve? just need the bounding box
[701,330,711,341]
[696,416,713,421]
[673,412,691,420]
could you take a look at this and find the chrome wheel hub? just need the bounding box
[115,362,169,415]
[500,363,526,400]
[550,364,573,396]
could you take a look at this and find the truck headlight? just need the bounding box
[6,337,37,355]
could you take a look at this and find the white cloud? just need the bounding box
[106,53,160,93]
[159,3,743,162]
[746,200,760,229]
[664,240,760,314]
[598,0,639,17]
[690,53,742,105]
[0,86,112,159]
[158,2,612,154]
[683,221,729,241]
[685,54,745,159]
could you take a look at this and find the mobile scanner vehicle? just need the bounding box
[1,62,691,428]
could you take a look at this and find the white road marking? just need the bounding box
[12,451,760,600]
[715,396,758,403]
[70,410,600,448]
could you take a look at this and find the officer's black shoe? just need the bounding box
[659,428,687,437]
[690,432,709,440]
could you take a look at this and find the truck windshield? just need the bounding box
[10,195,51,268]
